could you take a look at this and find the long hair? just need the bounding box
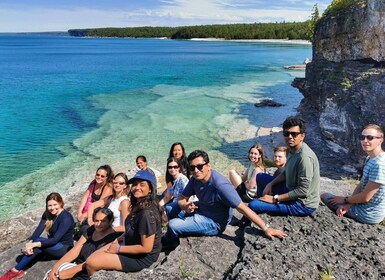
[96,165,114,185]
[44,192,64,232]
[113,172,130,196]
[165,157,182,186]
[248,143,265,171]
[168,142,189,177]
[128,180,165,225]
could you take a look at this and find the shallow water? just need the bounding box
[0,35,310,219]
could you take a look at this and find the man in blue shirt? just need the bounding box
[163,150,287,244]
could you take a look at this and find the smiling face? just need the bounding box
[167,160,180,178]
[274,151,287,168]
[95,168,108,184]
[46,199,63,216]
[189,156,211,183]
[131,179,151,199]
[173,144,183,159]
[248,147,261,164]
[113,175,127,194]
[361,128,384,157]
[136,159,147,170]
[93,211,112,232]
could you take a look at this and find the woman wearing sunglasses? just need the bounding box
[229,143,266,202]
[86,173,131,232]
[160,157,189,219]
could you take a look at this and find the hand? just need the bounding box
[185,201,198,213]
[328,196,345,206]
[47,270,58,280]
[336,204,352,217]
[264,227,287,240]
[77,213,85,223]
[105,239,120,254]
[24,241,35,251]
[259,195,274,204]
[262,183,273,196]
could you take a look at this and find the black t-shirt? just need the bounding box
[124,206,162,265]
[77,226,121,263]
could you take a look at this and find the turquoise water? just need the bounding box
[0,34,310,220]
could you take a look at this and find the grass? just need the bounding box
[323,0,367,17]
[320,267,335,280]
[179,259,199,278]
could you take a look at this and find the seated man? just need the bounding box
[163,150,287,245]
[255,146,287,197]
[321,124,385,224]
[245,116,320,220]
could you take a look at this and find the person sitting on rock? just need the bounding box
[159,157,189,220]
[135,155,157,187]
[229,143,266,203]
[163,150,287,248]
[168,142,190,179]
[255,146,287,198]
[321,124,385,224]
[241,116,320,227]
[0,193,74,280]
[84,170,164,275]
[44,207,120,280]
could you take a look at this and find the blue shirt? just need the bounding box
[181,170,242,231]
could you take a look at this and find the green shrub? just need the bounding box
[323,0,367,17]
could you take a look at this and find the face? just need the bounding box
[248,147,261,163]
[168,161,180,177]
[274,151,287,168]
[131,179,151,198]
[47,200,63,216]
[136,159,147,170]
[173,144,183,159]
[189,156,211,182]
[360,128,384,155]
[113,175,127,193]
[283,125,305,151]
[93,211,111,232]
[95,169,108,184]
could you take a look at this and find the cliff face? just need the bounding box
[294,0,385,169]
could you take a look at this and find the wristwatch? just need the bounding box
[273,194,279,203]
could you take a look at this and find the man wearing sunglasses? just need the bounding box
[321,124,385,224]
[245,116,320,220]
[163,150,287,247]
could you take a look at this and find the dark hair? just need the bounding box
[128,180,165,225]
[113,172,130,195]
[93,207,114,224]
[187,150,210,164]
[136,155,147,163]
[282,116,306,133]
[44,192,64,232]
[168,142,189,177]
[165,157,181,185]
[96,165,114,184]
[248,143,265,171]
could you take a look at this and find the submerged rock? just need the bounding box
[254,99,284,107]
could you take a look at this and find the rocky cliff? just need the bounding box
[293,0,385,174]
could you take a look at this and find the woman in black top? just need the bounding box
[45,208,120,280]
[85,170,163,275]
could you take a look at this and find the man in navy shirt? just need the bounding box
[164,150,286,244]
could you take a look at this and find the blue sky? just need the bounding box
[0,0,332,32]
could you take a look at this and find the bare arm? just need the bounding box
[159,191,173,207]
[100,184,114,200]
[262,172,286,196]
[245,167,263,190]
[113,199,130,232]
[329,182,380,205]
[77,189,91,223]
[86,198,107,226]
[106,234,155,254]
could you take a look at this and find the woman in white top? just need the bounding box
[159,157,189,219]
[87,172,130,232]
[229,143,266,202]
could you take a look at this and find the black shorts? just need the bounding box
[236,182,253,203]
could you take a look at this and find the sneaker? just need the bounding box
[0,268,26,280]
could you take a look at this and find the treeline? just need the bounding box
[68,21,311,40]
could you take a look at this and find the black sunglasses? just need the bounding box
[168,165,179,170]
[283,131,302,138]
[360,135,382,141]
[189,163,207,172]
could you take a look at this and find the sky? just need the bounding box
[0,0,332,32]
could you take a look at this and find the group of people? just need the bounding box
[2,116,385,280]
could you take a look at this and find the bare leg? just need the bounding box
[229,170,242,188]
[85,244,123,276]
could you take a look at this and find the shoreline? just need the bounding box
[189,38,311,45]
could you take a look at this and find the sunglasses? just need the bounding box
[168,165,179,170]
[113,182,126,185]
[95,174,106,178]
[283,131,302,138]
[189,163,207,172]
[360,135,382,141]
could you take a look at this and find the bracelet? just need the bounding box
[54,272,60,279]
[118,245,121,254]
[262,224,270,231]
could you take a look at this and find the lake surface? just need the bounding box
[0,34,311,219]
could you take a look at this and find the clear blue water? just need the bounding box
[0,34,311,219]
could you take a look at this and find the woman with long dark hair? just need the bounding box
[84,170,163,275]
[167,142,189,182]
[0,193,74,280]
